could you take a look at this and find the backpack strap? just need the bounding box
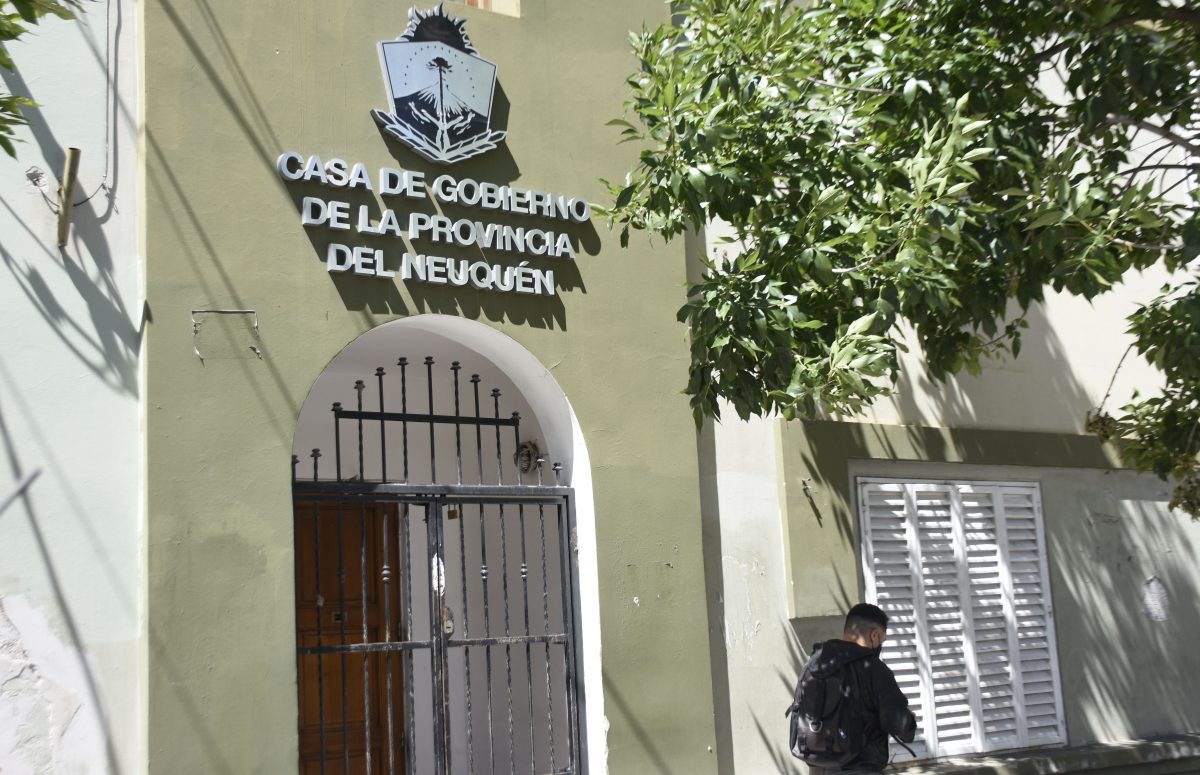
[785,659,813,717]
[891,735,917,758]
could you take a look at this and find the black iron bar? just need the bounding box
[332,403,343,482]
[297,637,454,656]
[331,408,521,428]
[430,500,449,775]
[518,503,537,775]
[499,502,516,775]
[479,503,497,774]
[452,362,464,485]
[538,501,557,771]
[293,483,570,502]
[557,500,581,773]
[426,357,437,484]
[471,375,484,485]
[312,498,328,775]
[382,506,397,775]
[360,501,373,775]
[456,501,476,774]
[402,505,416,775]
[398,358,410,482]
[355,381,366,481]
[309,450,326,775]
[377,367,388,482]
[512,414,522,487]
[447,633,569,647]
[492,389,504,485]
[335,501,350,773]
[354,380,374,770]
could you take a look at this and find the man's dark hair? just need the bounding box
[844,603,889,638]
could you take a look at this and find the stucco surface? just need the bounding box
[0,2,142,773]
[141,1,719,773]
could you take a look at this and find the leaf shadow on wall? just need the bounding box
[1044,482,1200,744]
[0,23,143,399]
[0,397,127,775]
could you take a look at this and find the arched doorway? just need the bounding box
[291,317,589,775]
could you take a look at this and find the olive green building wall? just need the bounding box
[141,1,718,773]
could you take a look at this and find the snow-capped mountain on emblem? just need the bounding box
[372,4,507,165]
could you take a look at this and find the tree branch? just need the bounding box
[1034,14,1152,62]
[1116,163,1200,175]
[804,76,897,96]
[1106,115,1200,157]
[1156,8,1200,27]
[1109,235,1183,252]
[1034,7,1200,64]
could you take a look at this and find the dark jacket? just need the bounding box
[808,639,917,772]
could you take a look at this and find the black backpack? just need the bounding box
[786,646,868,769]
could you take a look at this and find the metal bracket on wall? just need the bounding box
[191,309,261,364]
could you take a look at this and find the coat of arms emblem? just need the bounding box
[372,4,507,165]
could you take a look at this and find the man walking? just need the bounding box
[788,603,917,772]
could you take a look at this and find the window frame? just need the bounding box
[454,0,521,18]
[856,476,1068,761]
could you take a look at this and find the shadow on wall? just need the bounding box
[888,303,1094,435]
[793,303,1094,554]
[0,0,144,399]
[1047,482,1200,744]
[752,632,805,775]
[746,615,846,774]
[0,402,125,775]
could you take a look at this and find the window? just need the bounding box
[453,0,520,17]
[858,479,1066,760]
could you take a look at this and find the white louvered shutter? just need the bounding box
[912,484,975,755]
[859,479,1065,762]
[997,486,1065,746]
[959,486,1020,751]
[860,483,932,760]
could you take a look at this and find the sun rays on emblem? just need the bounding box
[401,3,478,54]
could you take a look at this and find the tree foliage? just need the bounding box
[605,0,1200,515]
[0,0,79,156]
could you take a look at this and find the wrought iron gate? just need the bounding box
[292,357,582,775]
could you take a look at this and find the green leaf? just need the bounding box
[847,312,877,336]
[1026,210,1063,230]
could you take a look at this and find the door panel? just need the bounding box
[293,496,580,775]
[296,502,408,775]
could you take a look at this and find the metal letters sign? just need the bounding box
[372,4,507,165]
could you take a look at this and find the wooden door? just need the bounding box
[295,502,407,775]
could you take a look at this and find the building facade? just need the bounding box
[1,1,1198,773]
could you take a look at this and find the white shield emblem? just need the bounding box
[371,4,507,165]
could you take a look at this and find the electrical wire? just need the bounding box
[71,0,113,206]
